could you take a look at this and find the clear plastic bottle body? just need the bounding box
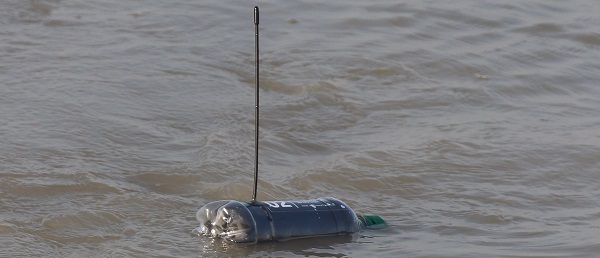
[193,197,362,243]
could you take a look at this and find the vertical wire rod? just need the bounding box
[252,6,260,202]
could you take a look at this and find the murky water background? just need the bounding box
[1,0,600,257]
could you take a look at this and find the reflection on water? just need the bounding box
[1,0,599,257]
[200,234,358,258]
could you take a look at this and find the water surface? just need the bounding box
[1,0,599,257]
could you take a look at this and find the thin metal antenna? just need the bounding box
[252,6,260,202]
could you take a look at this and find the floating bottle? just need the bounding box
[192,197,386,243]
[192,8,386,243]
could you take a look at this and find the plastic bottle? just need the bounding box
[192,197,385,243]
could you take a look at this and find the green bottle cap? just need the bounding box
[359,215,387,229]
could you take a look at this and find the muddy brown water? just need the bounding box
[1,0,599,257]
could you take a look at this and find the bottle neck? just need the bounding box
[357,215,387,229]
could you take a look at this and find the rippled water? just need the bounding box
[1,0,600,257]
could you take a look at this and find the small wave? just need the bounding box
[571,32,600,46]
[41,210,123,231]
[3,0,57,24]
